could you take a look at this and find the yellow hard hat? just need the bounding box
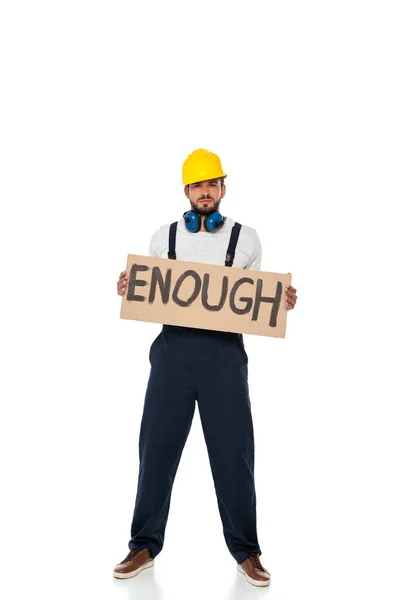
[182,148,227,185]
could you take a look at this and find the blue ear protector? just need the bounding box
[183,210,225,233]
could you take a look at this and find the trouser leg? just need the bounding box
[128,329,196,558]
[197,331,261,565]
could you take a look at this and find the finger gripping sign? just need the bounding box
[120,255,292,338]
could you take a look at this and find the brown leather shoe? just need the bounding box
[113,548,154,579]
[237,553,271,587]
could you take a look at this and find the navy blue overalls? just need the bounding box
[128,221,262,564]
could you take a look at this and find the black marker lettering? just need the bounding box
[202,273,228,312]
[172,270,202,307]
[252,280,282,325]
[229,277,254,315]
[127,264,149,302]
[148,267,172,304]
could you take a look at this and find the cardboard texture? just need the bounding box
[120,255,291,338]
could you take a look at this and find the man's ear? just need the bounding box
[184,185,190,199]
[220,183,226,199]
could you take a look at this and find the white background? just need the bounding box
[1,1,399,599]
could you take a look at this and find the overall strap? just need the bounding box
[225,222,242,267]
[168,221,178,259]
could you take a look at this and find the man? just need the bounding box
[113,149,298,587]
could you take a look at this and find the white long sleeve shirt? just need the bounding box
[148,216,262,271]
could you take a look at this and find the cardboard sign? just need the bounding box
[120,255,292,338]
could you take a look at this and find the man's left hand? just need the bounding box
[284,278,297,311]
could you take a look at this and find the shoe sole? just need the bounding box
[113,559,155,579]
[237,564,271,587]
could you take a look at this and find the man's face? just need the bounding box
[184,178,226,215]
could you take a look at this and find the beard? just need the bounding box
[190,198,221,216]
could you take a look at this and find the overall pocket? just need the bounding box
[149,332,162,363]
[237,334,248,365]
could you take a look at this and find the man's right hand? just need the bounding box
[117,270,128,296]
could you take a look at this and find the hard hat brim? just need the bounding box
[182,173,227,185]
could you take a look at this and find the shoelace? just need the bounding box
[248,553,263,571]
[121,549,141,564]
